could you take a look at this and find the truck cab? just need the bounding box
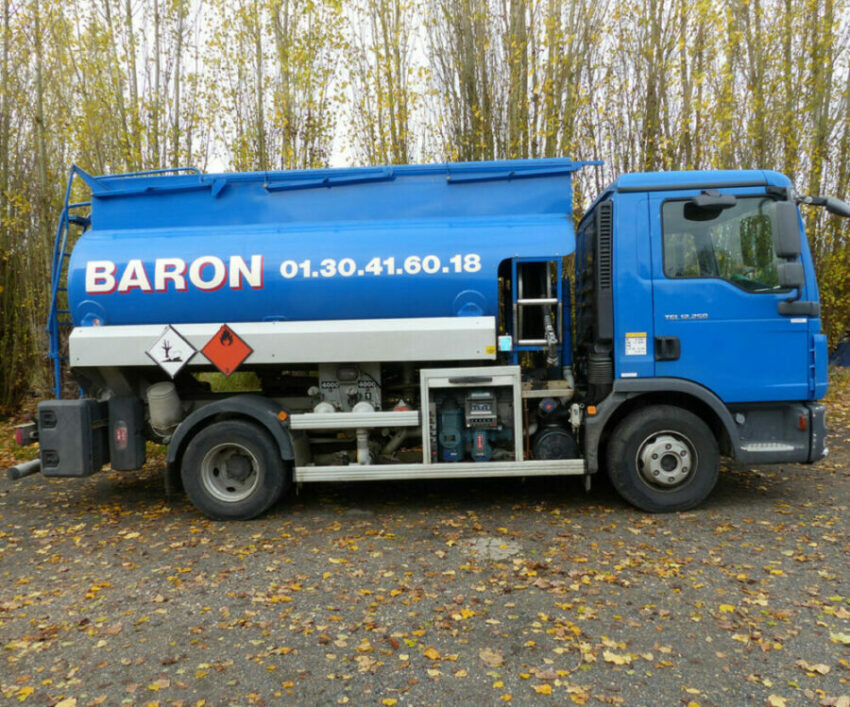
[576,170,828,511]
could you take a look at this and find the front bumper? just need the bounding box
[808,403,828,463]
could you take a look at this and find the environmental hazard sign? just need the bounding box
[201,324,253,377]
[145,325,197,378]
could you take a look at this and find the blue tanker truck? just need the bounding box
[8,158,848,519]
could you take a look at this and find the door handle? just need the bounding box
[655,336,680,361]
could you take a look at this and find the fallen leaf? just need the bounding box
[480,647,504,667]
[796,659,830,675]
[821,696,850,707]
[451,608,475,620]
[533,684,552,695]
[767,696,787,707]
[603,650,631,666]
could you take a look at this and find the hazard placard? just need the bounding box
[146,325,197,378]
[201,324,253,377]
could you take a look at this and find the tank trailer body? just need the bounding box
[10,158,841,519]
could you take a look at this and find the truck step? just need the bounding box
[294,459,585,483]
[740,442,796,453]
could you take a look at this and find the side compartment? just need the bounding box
[38,399,108,477]
[291,365,585,484]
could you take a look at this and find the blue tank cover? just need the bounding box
[67,159,597,326]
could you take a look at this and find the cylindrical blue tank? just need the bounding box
[67,159,583,327]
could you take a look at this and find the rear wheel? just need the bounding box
[606,405,718,512]
[181,419,287,520]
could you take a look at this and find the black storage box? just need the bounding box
[38,399,109,477]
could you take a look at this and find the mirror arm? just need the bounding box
[784,286,801,305]
[796,194,827,207]
[797,194,850,218]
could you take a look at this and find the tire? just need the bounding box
[181,419,288,520]
[606,405,718,513]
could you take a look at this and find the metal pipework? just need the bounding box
[543,312,559,367]
[352,401,375,465]
[7,459,42,481]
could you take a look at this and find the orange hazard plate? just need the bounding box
[201,324,253,377]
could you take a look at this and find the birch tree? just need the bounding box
[346,0,420,165]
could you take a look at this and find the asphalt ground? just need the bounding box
[1,373,848,706]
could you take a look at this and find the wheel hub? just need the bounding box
[637,433,694,488]
[200,443,260,503]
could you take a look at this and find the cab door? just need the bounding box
[649,190,810,403]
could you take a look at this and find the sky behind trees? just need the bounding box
[1,0,849,410]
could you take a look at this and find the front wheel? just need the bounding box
[181,419,288,520]
[606,405,719,513]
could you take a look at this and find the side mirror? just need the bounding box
[774,201,802,259]
[776,260,817,317]
[777,261,804,289]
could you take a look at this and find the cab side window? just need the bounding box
[662,196,782,292]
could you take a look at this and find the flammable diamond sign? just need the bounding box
[201,324,253,377]
[146,325,197,378]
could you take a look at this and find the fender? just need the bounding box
[164,394,294,494]
[583,378,741,474]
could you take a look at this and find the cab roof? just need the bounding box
[610,169,792,193]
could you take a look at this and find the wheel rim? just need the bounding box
[199,442,260,503]
[635,430,697,490]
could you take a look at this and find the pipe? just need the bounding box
[352,401,374,465]
[381,429,408,456]
[543,312,559,367]
[7,459,41,481]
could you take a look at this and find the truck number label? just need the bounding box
[278,254,482,279]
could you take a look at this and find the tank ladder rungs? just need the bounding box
[510,258,564,364]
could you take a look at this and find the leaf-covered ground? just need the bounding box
[1,373,848,706]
